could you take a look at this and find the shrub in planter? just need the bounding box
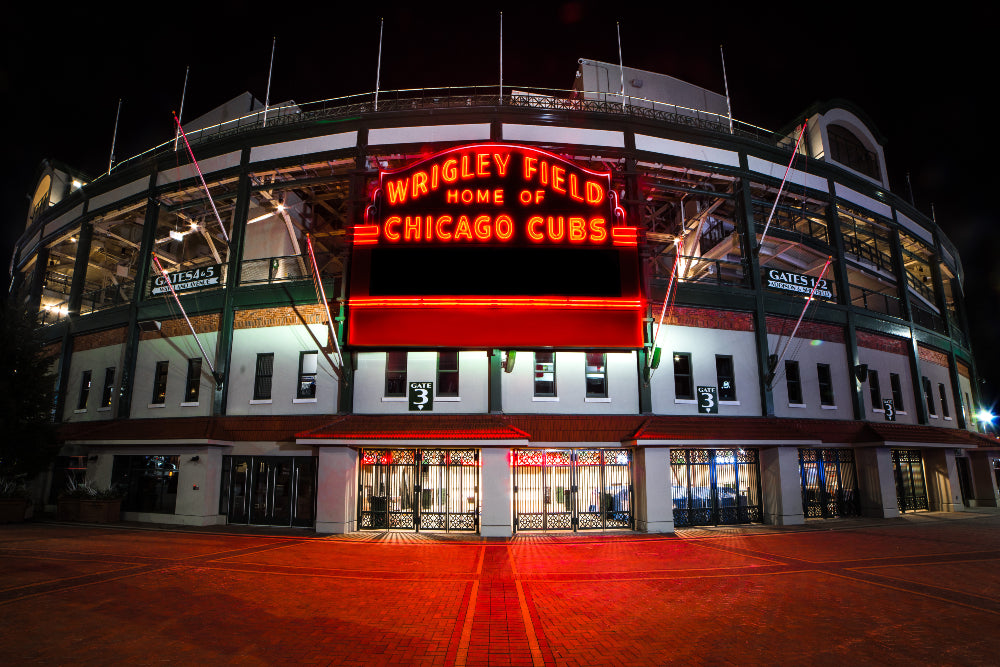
[0,477,30,523]
[58,479,124,523]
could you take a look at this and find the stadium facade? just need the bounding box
[11,59,1000,535]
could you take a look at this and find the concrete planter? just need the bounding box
[0,498,29,523]
[58,498,122,523]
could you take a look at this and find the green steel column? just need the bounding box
[623,137,652,415]
[53,220,94,422]
[337,128,369,415]
[489,349,503,413]
[889,211,927,424]
[826,201,864,421]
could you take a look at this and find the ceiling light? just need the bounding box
[169,230,184,242]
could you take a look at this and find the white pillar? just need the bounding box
[174,448,227,525]
[759,446,804,525]
[316,446,358,533]
[855,446,900,518]
[634,447,674,533]
[481,447,512,537]
[924,448,964,512]
[969,451,1000,507]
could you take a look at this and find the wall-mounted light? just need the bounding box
[854,364,869,383]
[88,455,98,462]
[189,455,200,462]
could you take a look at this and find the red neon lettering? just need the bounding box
[384,216,401,241]
[589,217,607,242]
[460,189,474,204]
[535,190,545,204]
[527,216,544,241]
[473,215,492,241]
[552,166,566,193]
[585,181,604,204]
[493,152,510,176]
[454,215,474,240]
[495,214,513,240]
[386,178,409,204]
[476,153,491,177]
[476,189,491,204]
[569,174,584,202]
[523,156,538,180]
[519,189,532,205]
[494,189,504,205]
[442,159,459,183]
[547,216,565,241]
[425,215,433,240]
[404,216,421,241]
[461,154,474,179]
[446,190,459,204]
[568,216,587,242]
[431,164,439,190]
[541,160,549,186]
[412,171,429,198]
[435,215,453,241]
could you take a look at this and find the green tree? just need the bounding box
[0,300,59,478]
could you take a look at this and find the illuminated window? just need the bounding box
[385,352,407,397]
[938,383,950,418]
[585,352,607,398]
[673,353,693,400]
[101,367,115,408]
[716,355,736,402]
[298,351,318,399]
[253,354,274,401]
[785,361,803,404]
[868,370,881,410]
[923,377,936,416]
[185,358,202,403]
[77,370,92,410]
[890,373,905,412]
[817,364,835,406]
[437,352,459,397]
[534,352,556,397]
[151,361,169,405]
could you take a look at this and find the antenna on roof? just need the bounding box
[374,19,384,111]
[174,66,190,152]
[720,45,734,134]
[107,98,122,176]
[906,171,916,207]
[616,21,627,110]
[263,36,276,128]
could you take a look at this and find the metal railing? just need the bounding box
[240,255,310,285]
[653,255,748,291]
[910,300,948,334]
[79,280,134,315]
[842,236,893,273]
[849,283,902,317]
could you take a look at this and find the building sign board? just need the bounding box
[697,386,719,414]
[150,264,221,296]
[409,382,434,411]
[883,398,896,422]
[764,268,832,299]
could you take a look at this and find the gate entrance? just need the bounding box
[798,449,861,518]
[358,449,479,532]
[671,448,762,527]
[891,449,929,512]
[513,449,632,532]
[220,456,316,527]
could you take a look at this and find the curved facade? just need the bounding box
[11,69,999,533]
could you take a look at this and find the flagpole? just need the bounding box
[263,36,276,127]
[720,45,733,134]
[375,18,384,111]
[617,22,626,109]
[174,66,190,151]
[107,98,122,175]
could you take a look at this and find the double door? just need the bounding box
[221,456,316,527]
[798,449,861,518]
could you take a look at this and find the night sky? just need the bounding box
[4,2,998,409]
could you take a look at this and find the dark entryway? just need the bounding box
[798,448,861,518]
[891,449,928,512]
[220,456,316,527]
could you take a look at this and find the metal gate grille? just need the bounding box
[671,449,762,527]
[358,449,479,531]
[513,449,633,532]
[891,449,928,512]
[799,449,861,518]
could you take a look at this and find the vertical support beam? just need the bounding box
[338,128,369,415]
[213,148,252,416]
[489,349,503,413]
[759,446,804,525]
[736,166,774,416]
[633,446,673,533]
[923,448,963,512]
[26,246,48,315]
[623,132,652,414]
[854,447,900,518]
[53,220,94,422]
[481,446,514,537]
[889,212,927,424]
[315,446,359,533]
[826,200,864,420]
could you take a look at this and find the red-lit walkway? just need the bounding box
[2,512,1000,665]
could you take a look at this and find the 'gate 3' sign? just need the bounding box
[356,143,631,247]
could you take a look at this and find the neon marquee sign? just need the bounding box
[357,143,635,246]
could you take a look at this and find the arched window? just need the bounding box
[827,124,880,180]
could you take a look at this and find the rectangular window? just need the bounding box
[185,358,202,403]
[938,383,950,418]
[786,361,803,404]
[965,392,972,423]
[817,364,835,406]
[385,351,407,397]
[77,370,92,410]
[673,353,693,400]
[437,351,459,397]
[923,377,936,416]
[101,367,115,408]
[868,369,881,410]
[152,361,169,405]
[890,373,905,411]
[585,352,608,398]
[253,353,274,401]
[534,352,556,397]
[297,351,318,399]
[715,355,736,401]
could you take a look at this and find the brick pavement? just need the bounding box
[1,513,999,665]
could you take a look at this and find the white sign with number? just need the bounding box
[408,382,434,411]
[697,386,719,414]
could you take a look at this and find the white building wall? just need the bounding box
[958,373,975,429]
[856,346,916,424]
[353,351,489,414]
[768,335,852,420]
[919,353,958,429]
[63,343,125,421]
[649,326,761,416]
[501,351,638,414]
[131,332,218,419]
[227,324,339,415]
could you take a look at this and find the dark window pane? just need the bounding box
[890,373,905,411]
[673,353,693,400]
[817,364,835,406]
[385,351,407,397]
[716,355,736,402]
[254,354,274,401]
[923,377,936,415]
[868,370,881,410]
[77,370,92,410]
[938,383,950,418]
[785,361,802,404]
[298,351,318,399]
[152,361,169,404]
[185,358,202,403]
[437,351,459,397]
[102,367,115,408]
[585,352,607,398]
[534,352,556,396]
